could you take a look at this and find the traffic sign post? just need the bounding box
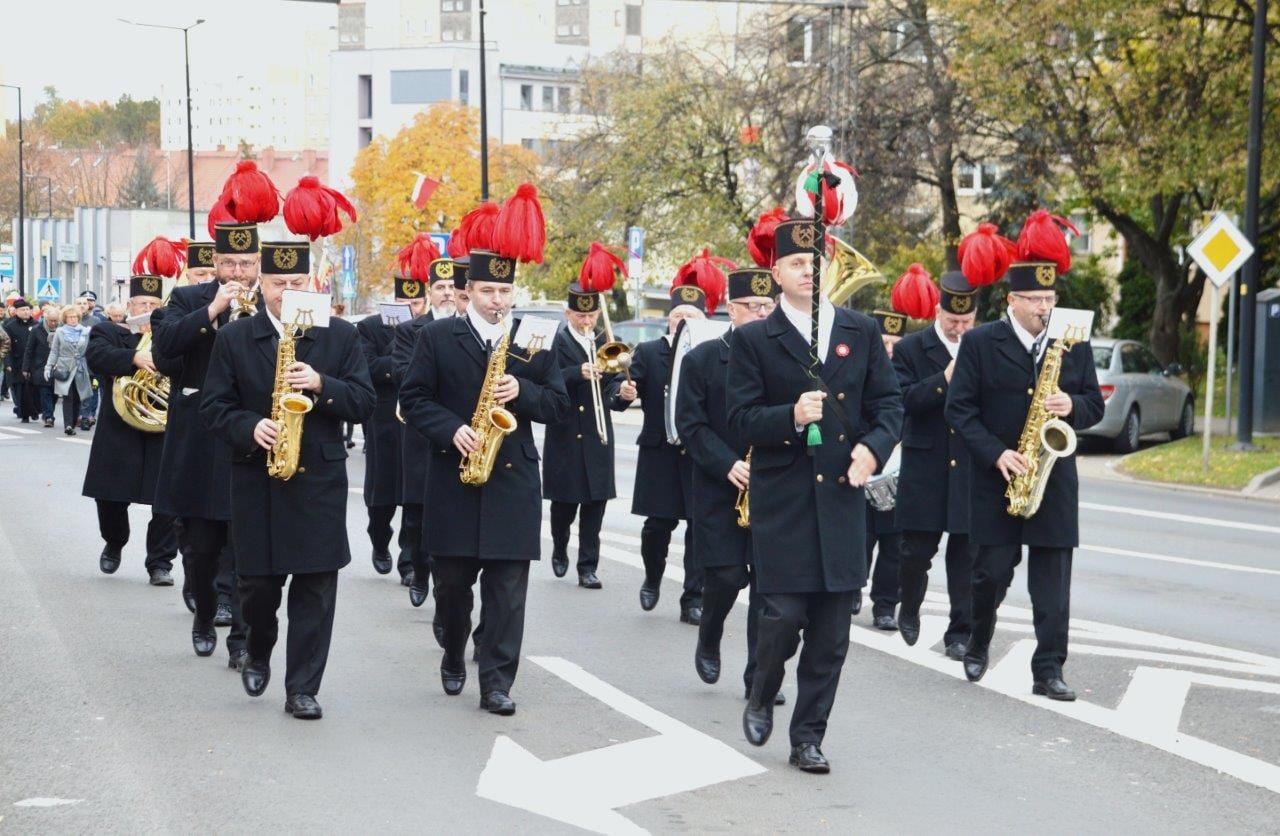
[0,253,14,279]
[627,226,644,318]
[35,277,61,302]
[341,244,356,301]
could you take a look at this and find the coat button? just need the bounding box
[838,475,847,484]
[950,459,957,467]
[326,398,334,405]
[838,434,846,442]
[816,474,824,483]
[680,449,686,455]
[385,372,391,379]
[936,386,943,394]
[199,327,208,334]
[949,427,955,435]
[784,439,792,446]
[837,392,845,401]
[298,466,306,474]
[1027,388,1034,395]
[505,462,512,469]
[578,405,584,413]
[576,433,583,440]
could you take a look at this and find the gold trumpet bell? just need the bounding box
[596,341,630,373]
[823,236,885,305]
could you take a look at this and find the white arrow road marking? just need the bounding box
[476,656,765,835]
[56,437,92,446]
[12,798,83,808]
[2,426,40,435]
[1080,501,1280,535]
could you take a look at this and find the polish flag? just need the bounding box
[411,172,440,210]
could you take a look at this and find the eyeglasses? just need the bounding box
[218,258,258,271]
[730,300,776,314]
[1012,293,1057,307]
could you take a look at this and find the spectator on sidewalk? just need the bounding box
[25,305,61,428]
[45,304,93,435]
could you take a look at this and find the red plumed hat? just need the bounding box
[397,233,443,282]
[283,176,356,241]
[206,198,236,239]
[131,236,186,278]
[747,207,787,267]
[493,183,545,264]
[217,160,280,225]
[578,242,627,293]
[1016,209,1080,274]
[672,249,734,314]
[458,202,500,253]
[447,227,468,258]
[891,263,939,320]
[958,223,1017,287]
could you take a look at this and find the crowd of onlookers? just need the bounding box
[1,290,122,435]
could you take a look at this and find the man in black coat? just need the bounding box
[82,276,177,584]
[3,299,36,422]
[201,242,375,720]
[543,284,635,588]
[676,268,787,702]
[152,221,258,665]
[400,247,569,716]
[728,218,903,773]
[629,286,707,623]
[893,271,979,659]
[945,260,1104,701]
[22,305,58,426]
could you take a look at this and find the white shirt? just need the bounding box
[779,294,834,362]
[1006,313,1047,361]
[934,320,960,359]
[572,327,596,358]
[431,305,454,320]
[466,306,507,346]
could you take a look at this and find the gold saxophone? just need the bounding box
[459,326,518,486]
[266,314,316,481]
[735,448,752,528]
[1005,326,1084,518]
[113,331,170,433]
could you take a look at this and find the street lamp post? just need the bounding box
[118,18,205,239]
[1235,0,1267,449]
[478,0,490,201]
[2,83,25,296]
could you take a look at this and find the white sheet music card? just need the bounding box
[125,312,151,334]
[1046,307,1094,342]
[379,303,412,327]
[280,290,332,330]
[512,315,557,355]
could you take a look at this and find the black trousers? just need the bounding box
[864,528,902,617]
[402,502,424,581]
[640,517,703,608]
[968,544,1072,681]
[239,570,339,696]
[9,377,35,419]
[177,517,246,654]
[433,556,528,695]
[366,503,408,580]
[550,499,607,573]
[750,590,855,747]
[95,499,178,572]
[60,387,81,427]
[699,564,760,690]
[899,530,974,646]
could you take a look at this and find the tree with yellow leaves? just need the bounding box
[339,102,538,305]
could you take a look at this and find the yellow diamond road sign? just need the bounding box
[1187,212,1255,288]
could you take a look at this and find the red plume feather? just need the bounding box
[397,233,442,282]
[447,227,468,258]
[283,176,357,241]
[891,263,939,319]
[747,207,787,267]
[217,160,280,224]
[957,223,1017,287]
[494,183,545,264]
[672,249,734,314]
[1016,209,1080,274]
[131,236,186,278]
[458,202,500,252]
[578,242,627,293]
[206,196,236,238]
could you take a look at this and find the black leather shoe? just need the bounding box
[480,691,516,715]
[789,743,830,774]
[285,693,322,719]
[694,643,721,684]
[945,641,969,661]
[99,545,122,575]
[441,659,466,696]
[639,580,660,611]
[228,649,250,671]
[964,654,988,683]
[578,571,602,590]
[148,568,174,587]
[213,603,233,628]
[742,700,773,746]
[242,660,270,696]
[1032,677,1077,701]
[371,549,393,575]
[182,586,196,614]
[432,617,445,648]
[743,684,786,706]
[851,590,862,616]
[873,614,898,631]
[409,582,429,608]
[898,615,920,646]
[401,571,413,588]
[680,605,702,626]
[551,550,569,578]
[192,620,216,657]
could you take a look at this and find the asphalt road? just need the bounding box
[2,411,1279,833]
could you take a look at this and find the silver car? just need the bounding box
[1080,338,1195,452]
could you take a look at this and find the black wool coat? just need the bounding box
[81,322,166,504]
[356,315,403,507]
[944,318,1105,548]
[627,336,692,520]
[399,316,569,561]
[392,314,434,506]
[200,312,375,575]
[3,317,34,374]
[726,305,903,594]
[21,323,54,379]
[542,327,627,504]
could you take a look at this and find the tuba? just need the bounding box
[266,312,316,481]
[459,324,518,486]
[824,236,884,305]
[1005,326,1085,518]
[112,331,170,433]
[735,448,751,528]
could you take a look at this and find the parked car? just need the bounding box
[611,317,668,347]
[1079,338,1195,452]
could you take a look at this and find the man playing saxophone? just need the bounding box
[944,211,1104,701]
[200,241,375,720]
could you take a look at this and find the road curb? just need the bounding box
[1244,465,1280,495]
[1101,453,1280,504]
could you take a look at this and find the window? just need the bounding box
[459,69,469,106]
[557,86,571,113]
[957,161,997,194]
[1070,212,1091,254]
[521,138,535,150]
[625,4,641,35]
[542,86,555,110]
[520,84,533,110]
[1120,343,1144,374]
[358,126,372,150]
[557,24,569,36]
[390,69,452,104]
[357,74,372,119]
[786,16,827,64]
[1137,347,1164,374]
[957,162,977,191]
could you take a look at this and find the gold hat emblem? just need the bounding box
[272,247,299,271]
[750,274,774,297]
[195,247,214,266]
[400,279,421,298]
[488,258,513,280]
[228,229,253,252]
[679,286,701,303]
[949,293,973,313]
[883,314,903,335]
[141,276,161,294]
[790,223,817,250]
[1035,264,1056,287]
[435,261,454,281]
[575,294,595,312]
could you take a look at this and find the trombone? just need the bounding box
[582,323,609,445]
[586,292,633,444]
